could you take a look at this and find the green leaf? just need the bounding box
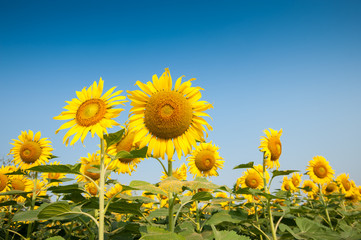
[114,147,148,159]
[0,190,29,196]
[211,225,250,240]
[233,162,254,170]
[12,209,41,222]
[205,210,247,225]
[104,128,125,147]
[140,226,186,240]
[5,169,26,175]
[46,237,65,240]
[48,184,85,194]
[185,177,219,191]
[29,164,79,174]
[129,180,166,195]
[191,192,213,201]
[38,201,72,219]
[0,200,17,207]
[271,170,299,178]
[146,208,168,220]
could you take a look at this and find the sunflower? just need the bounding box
[214,192,232,209]
[302,180,318,199]
[10,175,33,192]
[85,181,100,197]
[281,176,296,192]
[307,156,334,184]
[336,173,353,195]
[259,128,282,169]
[54,78,126,146]
[322,181,338,195]
[41,161,66,187]
[160,163,187,181]
[106,183,123,199]
[107,128,143,175]
[187,142,224,177]
[76,152,111,183]
[291,173,302,189]
[127,68,213,160]
[9,130,53,170]
[344,185,361,204]
[237,167,263,190]
[0,165,15,192]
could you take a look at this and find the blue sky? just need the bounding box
[1,0,361,189]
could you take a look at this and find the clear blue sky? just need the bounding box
[1,0,361,189]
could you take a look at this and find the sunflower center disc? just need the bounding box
[48,172,61,179]
[19,141,42,163]
[268,137,282,161]
[0,173,8,192]
[326,183,336,193]
[116,132,135,163]
[89,186,98,196]
[144,91,192,139]
[314,165,327,178]
[12,179,25,191]
[246,177,259,189]
[343,179,351,191]
[292,179,299,187]
[195,150,215,171]
[76,99,107,127]
[84,163,100,180]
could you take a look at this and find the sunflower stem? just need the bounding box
[155,157,168,174]
[167,158,174,232]
[99,138,106,240]
[27,171,38,239]
[319,184,333,230]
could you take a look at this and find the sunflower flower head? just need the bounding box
[127,68,213,160]
[322,181,338,195]
[281,176,296,192]
[160,163,187,181]
[76,152,110,183]
[306,156,334,185]
[291,172,302,188]
[0,166,15,192]
[336,173,353,194]
[187,142,224,178]
[236,165,265,190]
[10,130,53,170]
[54,78,126,146]
[302,180,318,199]
[259,128,282,169]
[106,183,123,199]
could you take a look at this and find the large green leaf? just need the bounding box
[233,162,254,170]
[185,177,219,191]
[114,147,148,159]
[191,191,213,201]
[29,164,81,174]
[140,226,185,240]
[38,201,72,219]
[205,210,247,225]
[0,190,29,196]
[46,237,65,240]
[129,180,166,195]
[104,128,125,147]
[211,225,250,240]
[47,184,85,194]
[271,170,299,178]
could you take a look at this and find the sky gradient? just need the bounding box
[1,0,361,189]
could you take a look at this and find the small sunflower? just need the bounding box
[160,163,187,181]
[127,68,213,160]
[291,173,302,189]
[307,156,334,184]
[106,183,123,199]
[344,185,361,204]
[76,152,110,183]
[322,181,338,195]
[281,176,296,192]
[336,173,353,195]
[85,181,100,197]
[107,128,143,175]
[10,130,53,170]
[259,128,282,169]
[187,142,224,177]
[237,167,264,190]
[302,180,318,199]
[54,78,126,146]
[41,161,66,187]
[0,166,15,192]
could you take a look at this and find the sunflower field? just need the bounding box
[1,69,360,240]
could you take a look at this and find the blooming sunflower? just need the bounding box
[302,180,318,199]
[9,130,53,170]
[237,167,264,190]
[291,172,302,189]
[106,183,123,199]
[322,181,338,195]
[107,128,143,175]
[259,128,282,169]
[336,173,353,195]
[10,175,33,192]
[281,176,296,192]
[85,181,101,197]
[187,142,224,177]
[54,78,126,146]
[127,68,213,160]
[41,161,66,187]
[306,156,334,185]
[76,152,111,183]
[160,163,187,181]
[0,166,15,192]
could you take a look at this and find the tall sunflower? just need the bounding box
[187,142,224,177]
[107,128,143,175]
[10,130,53,170]
[237,166,264,190]
[306,156,334,184]
[259,128,282,169]
[127,68,213,160]
[54,78,126,146]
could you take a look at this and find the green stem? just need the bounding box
[78,216,95,240]
[27,172,38,239]
[253,202,263,240]
[99,138,106,240]
[167,158,174,232]
[319,184,333,230]
[155,157,168,174]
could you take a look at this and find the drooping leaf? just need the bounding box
[114,147,148,159]
[205,210,247,225]
[0,190,29,196]
[211,225,250,240]
[140,225,186,240]
[29,164,80,174]
[191,191,213,201]
[271,170,299,178]
[38,201,72,219]
[48,184,85,194]
[185,177,219,191]
[129,180,166,195]
[0,200,17,207]
[233,162,254,170]
[104,128,125,148]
